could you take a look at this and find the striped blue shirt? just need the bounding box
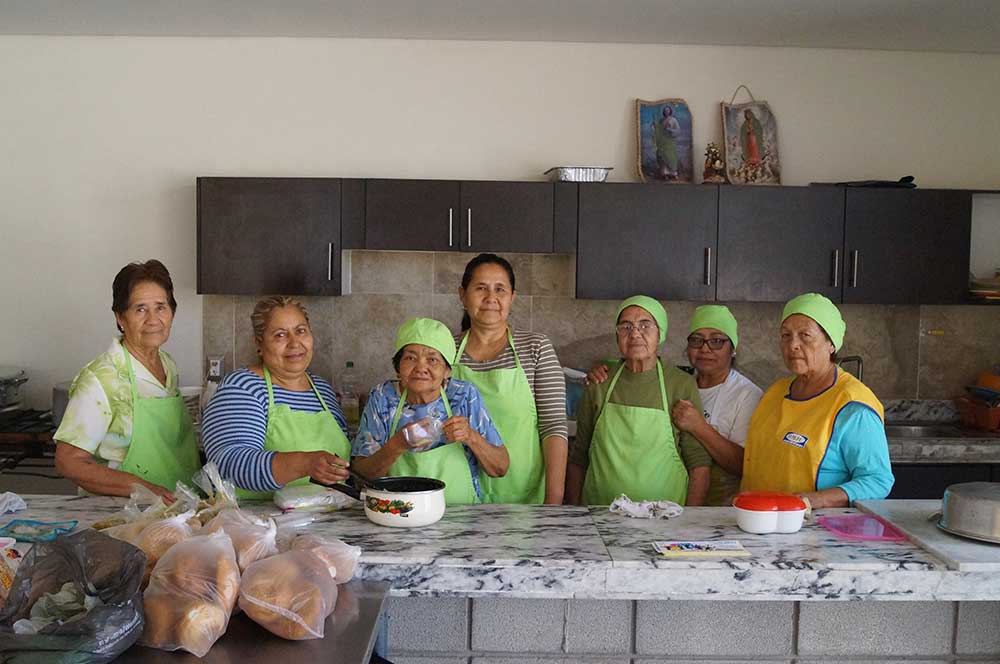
[202,368,348,493]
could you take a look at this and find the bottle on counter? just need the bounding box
[339,361,360,433]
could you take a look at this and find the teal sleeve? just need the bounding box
[818,402,894,504]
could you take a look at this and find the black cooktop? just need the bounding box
[0,409,55,434]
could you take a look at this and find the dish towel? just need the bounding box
[0,492,27,515]
[609,494,683,519]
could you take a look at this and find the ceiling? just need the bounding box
[2,0,999,54]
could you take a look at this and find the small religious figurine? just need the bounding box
[702,143,727,183]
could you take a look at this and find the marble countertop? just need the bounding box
[8,495,1000,602]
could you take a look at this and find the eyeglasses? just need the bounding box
[616,320,658,335]
[687,336,730,350]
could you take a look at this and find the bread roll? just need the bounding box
[239,550,337,640]
[205,508,278,572]
[289,534,361,584]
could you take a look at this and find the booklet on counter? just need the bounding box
[652,540,751,557]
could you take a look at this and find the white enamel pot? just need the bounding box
[316,476,446,528]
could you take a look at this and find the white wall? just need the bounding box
[2,36,999,407]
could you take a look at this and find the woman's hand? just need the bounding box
[586,363,610,386]
[142,481,176,504]
[303,451,350,485]
[671,399,706,434]
[442,416,473,444]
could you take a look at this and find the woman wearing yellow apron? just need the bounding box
[742,293,894,508]
[452,254,569,504]
[202,297,352,499]
[566,296,711,505]
[352,318,509,505]
[55,260,201,499]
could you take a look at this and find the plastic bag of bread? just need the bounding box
[141,530,240,657]
[192,462,239,526]
[286,533,361,584]
[239,549,338,640]
[134,511,199,583]
[204,508,277,572]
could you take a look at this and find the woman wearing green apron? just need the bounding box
[201,297,352,499]
[55,260,201,500]
[452,254,569,504]
[351,318,508,505]
[565,296,712,506]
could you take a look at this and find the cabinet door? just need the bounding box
[365,179,460,251]
[460,182,554,253]
[577,184,717,300]
[197,178,341,295]
[914,190,972,304]
[717,186,845,302]
[888,463,991,499]
[843,189,920,304]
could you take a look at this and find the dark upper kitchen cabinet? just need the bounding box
[459,181,554,253]
[197,178,343,296]
[364,179,555,252]
[717,186,845,302]
[842,189,972,305]
[576,184,718,300]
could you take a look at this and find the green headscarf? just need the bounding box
[616,295,667,344]
[394,318,458,365]
[689,305,739,348]
[781,293,846,351]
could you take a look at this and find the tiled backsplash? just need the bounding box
[203,251,1000,400]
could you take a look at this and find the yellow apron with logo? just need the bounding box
[741,370,883,494]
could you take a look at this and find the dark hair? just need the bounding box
[392,347,451,373]
[459,253,516,331]
[112,260,177,333]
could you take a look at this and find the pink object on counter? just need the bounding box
[817,514,908,541]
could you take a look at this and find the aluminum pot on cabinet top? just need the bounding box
[938,482,1000,544]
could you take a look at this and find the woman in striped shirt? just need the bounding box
[452,253,568,504]
[202,296,351,499]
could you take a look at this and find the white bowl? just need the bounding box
[734,506,806,534]
[361,477,446,528]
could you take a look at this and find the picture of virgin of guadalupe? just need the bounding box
[722,101,781,185]
[636,98,694,183]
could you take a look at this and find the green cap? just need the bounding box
[616,295,667,344]
[781,293,846,351]
[689,305,739,348]
[394,318,458,365]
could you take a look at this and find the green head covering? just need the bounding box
[394,318,458,365]
[616,295,667,344]
[781,293,846,351]
[689,305,739,348]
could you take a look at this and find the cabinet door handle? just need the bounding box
[448,208,454,247]
[831,249,840,288]
[327,242,333,281]
[467,208,472,248]
[703,247,712,286]
[850,250,860,288]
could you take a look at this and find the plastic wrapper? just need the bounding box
[0,519,78,543]
[238,550,338,640]
[141,530,240,657]
[286,533,361,585]
[273,484,355,511]
[204,508,277,572]
[192,462,239,525]
[402,416,443,450]
[90,481,199,532]
[0,492,27,515]
[0,529,145,663]
[109,511,199,585]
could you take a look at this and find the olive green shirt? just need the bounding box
[569,362,711,472]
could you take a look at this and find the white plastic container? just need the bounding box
[733,492,807,534]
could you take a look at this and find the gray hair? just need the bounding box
[251,296,309,339]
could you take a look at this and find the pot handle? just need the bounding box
[310,478,361,501]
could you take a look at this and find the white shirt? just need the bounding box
[697,368,763,447]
